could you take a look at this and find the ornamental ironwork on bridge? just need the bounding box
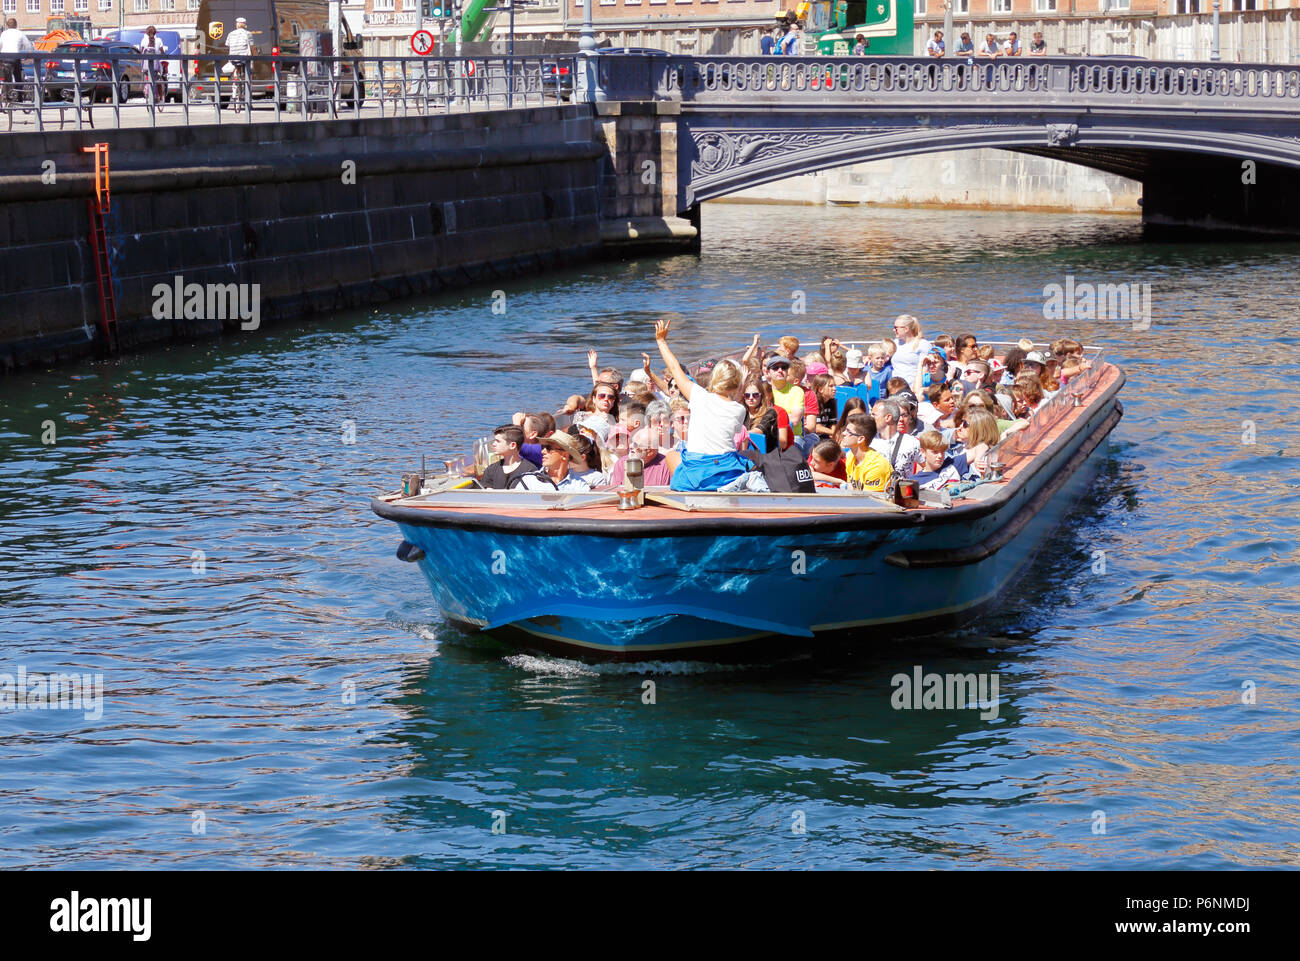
[595,54,1300,210]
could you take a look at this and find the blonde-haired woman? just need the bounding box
[952,408,1001,478]
[889,314,931,390]
[654,319,749,491]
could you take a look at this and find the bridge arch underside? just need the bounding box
[680,121,1300,236]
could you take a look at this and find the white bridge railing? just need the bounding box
[599,54,1300,105]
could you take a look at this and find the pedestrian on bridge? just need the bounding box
[926,31,945,58]
[1003,32,1022,57]
[781,21,802,56]
[977,34,1002,58]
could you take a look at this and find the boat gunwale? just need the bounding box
[372,365,1125,539]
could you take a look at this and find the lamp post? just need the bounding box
[1210,0,1221,62]
[577,0,602,102]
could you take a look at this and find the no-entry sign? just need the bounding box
[410,30,436,56]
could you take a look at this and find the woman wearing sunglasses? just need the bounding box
[741,377,788,454]
[585,382,620,426]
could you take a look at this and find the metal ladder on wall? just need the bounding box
[83,142,119,355]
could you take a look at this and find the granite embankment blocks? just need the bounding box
[0,105,604,371]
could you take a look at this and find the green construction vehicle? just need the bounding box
[803,1,914,56]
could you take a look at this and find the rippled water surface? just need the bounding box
[2,205,1298,869]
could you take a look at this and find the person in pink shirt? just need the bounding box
[609,428,675,487]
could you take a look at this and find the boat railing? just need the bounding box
[994,344,1106,460]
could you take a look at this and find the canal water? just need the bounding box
[2,205,1298,869]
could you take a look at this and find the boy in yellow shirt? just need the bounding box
[842,413,892,492]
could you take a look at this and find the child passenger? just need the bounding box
[909,430,961,491]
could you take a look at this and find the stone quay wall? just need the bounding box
[0,106,601,371]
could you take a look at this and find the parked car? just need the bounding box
[191,0,365,108]
[39,41,144,104]
[540,59,574,100]
[98,28,183,103]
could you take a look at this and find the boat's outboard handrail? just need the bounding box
[995,344,1106,460]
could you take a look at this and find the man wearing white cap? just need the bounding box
[224,16,255,112]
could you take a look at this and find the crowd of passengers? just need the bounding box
[470,317,1092,496]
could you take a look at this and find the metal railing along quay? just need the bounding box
[0,52,578,132]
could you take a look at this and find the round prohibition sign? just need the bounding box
[410,29,436,56]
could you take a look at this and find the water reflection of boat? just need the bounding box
[372,354,1124,661]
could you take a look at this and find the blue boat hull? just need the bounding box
[383,383,1123,659]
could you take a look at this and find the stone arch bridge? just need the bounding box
[589,55,1300,240]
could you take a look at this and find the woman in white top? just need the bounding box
[889,314,931,389]
[654,319,749,491]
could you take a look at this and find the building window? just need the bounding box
[952,0,968,12]
[990,0,1011,12]
[160,0,173,10]
[25,0,38,13]
[914,0,925,15]
[133,0,148,11]
[3,0,16,14]
[1107,0,1130,8]
[373,0,393,9]
[99,0,112,10]
[1032,0,1056,11]
[402,0,418,8]
[188,0,199,8]
[74,0,87,10]
[51,0,63,11]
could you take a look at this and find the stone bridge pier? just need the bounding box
[594,101,699,256]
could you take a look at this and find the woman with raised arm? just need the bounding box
[655,319,749,492]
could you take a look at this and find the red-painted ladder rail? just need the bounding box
[82,142,119,355]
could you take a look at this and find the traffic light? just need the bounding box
[425,0,448,17]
